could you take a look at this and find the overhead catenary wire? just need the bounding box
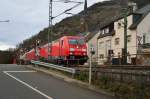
[52,2,83,19]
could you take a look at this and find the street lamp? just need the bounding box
[48,0,53,60]
[0,20,10,23]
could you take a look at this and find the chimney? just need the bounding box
[128,2,138,12]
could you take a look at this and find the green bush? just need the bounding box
[94,75,150,99]
[39,57,46,61]
[76,71,88,82]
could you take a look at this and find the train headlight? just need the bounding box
[70,52,73,55]
[83,53,87,55]
[82,49,86,52]
[70,48,75,51]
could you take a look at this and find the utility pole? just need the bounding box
[48,0,53,60]
[83,0,88,33]
[47,0,82,60]
[122,8,128,65]
[83,0,93,85]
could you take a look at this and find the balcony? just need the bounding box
[98,30,115,39]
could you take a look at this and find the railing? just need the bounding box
[31,60,76,75]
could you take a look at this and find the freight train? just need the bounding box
[20,36,88,65]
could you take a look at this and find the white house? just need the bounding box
[98,4,150,65]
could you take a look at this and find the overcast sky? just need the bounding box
[0,0,105,50]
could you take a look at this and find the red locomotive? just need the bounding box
[21,36,88,65]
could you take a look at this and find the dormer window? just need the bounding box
[100,30,103,35]
[104,28,109,34]
[102,30,105,35]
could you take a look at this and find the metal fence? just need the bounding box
[31,60,76,75]
[90,53,150,66]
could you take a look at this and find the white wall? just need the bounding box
[137,12,150,44]
[98,36,112,64]
[87,31,100,63]
[112,15,137,58]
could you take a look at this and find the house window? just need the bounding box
[115,38,120,45]
[143,33,150,44]
[100,30,103,35]
[99,54,104,59]
[118,20,123,29]
[106,40,111,49]
[99,42,104,49]
[102,30,105,34]
[118,22,122,29]
[106,40,111,56]
[127,35,131,42]
[143,34,146,44]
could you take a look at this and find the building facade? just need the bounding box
[98,5,150,65]
[86,31,100,64]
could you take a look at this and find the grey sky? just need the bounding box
[0,0,104,50]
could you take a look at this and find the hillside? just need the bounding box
[16,0,150,53]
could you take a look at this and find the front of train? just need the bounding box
[67,36,88,65]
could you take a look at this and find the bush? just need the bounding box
[95,75,150,99]
[76,71,88,82]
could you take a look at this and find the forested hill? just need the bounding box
[16,0,150,53]
[0,51,14,64]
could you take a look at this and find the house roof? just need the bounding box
[129,4,150,29]
[85,16,122,42]
[84,30,99,42]
[129,12,149,29]
[86,4,150,41]
[135,4,150,14]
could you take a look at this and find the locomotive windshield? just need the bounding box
[77,39,84,45]
[69,39,85,45]
[69,39,77,44]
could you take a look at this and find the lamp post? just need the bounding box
[0,20,10,23]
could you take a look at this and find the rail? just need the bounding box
[31,60,76,74]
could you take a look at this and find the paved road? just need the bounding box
[0,64,115,99]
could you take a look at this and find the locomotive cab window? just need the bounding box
[78,39,85,45]
[69,39,85,45]
[69,39,78,44]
